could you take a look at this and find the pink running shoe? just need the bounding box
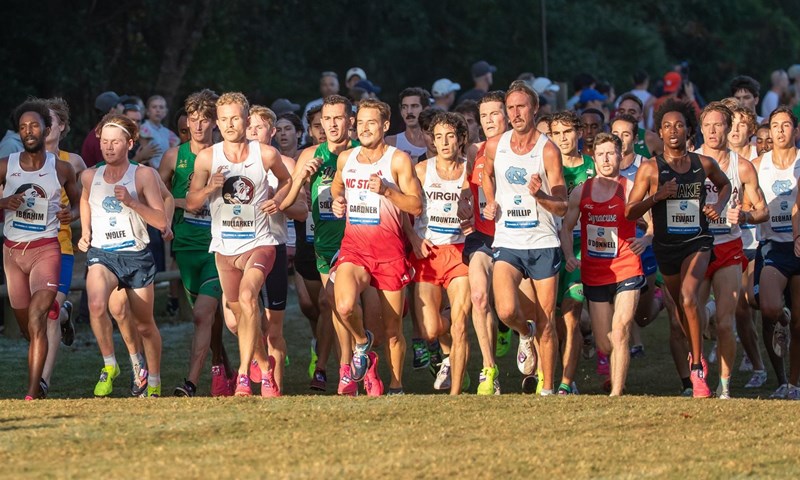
[249,360,262,384]
[337,364,358,396]
[234,373,252,397]
[24,395,34,401]
[261,356,281,398]
[364,351,384,397]
[690,368,713,398]
[688,354,709,379]
[597,351,610,376]
[211,365,233,397]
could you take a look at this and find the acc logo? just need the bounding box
[679,200,688,210]
[14,183,46,206]
[223,176,255,204]
[772,180,792,196]
[513,195,522,205]
[102,196,123,213]
[505,166,528,185]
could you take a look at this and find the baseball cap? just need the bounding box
[579,88,607,104]
[663,71,682,93]
[471,60,497,78]
[788,64,800,79]
[346,67,367,82]
[532,77,560,95]
[431,78,461,97]
[95,91,122,112]
[270,98,300,116]
[354,79,381,95]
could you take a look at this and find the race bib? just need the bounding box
[427,199,461,235]
[478,187,487,220]
[184,202,211,228]
[708,210,731,235]
[346,189,380,226]
[586,224,618,259]
[306,215,315,243]
[11,197,48,232]
[666,199,700,234]
[220,203,256,239]
[501,193,539,229]
[99,215,136,251]
[769,199,793,233]
[317,184,336,221]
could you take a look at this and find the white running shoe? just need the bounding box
[516,321,537,375]
[744,370,767,388]
[433,356,451,391]
[772,322,790,358]
[739,355,754,372]
[770,383,790,399]
[787,385,800,401]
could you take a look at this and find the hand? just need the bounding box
[136,142,160,162]
[653,178,678,202]
[457,194,473,221]
[207,166,225,193]
[482,201,498,221]
[2,193,24,210]
[627,236,648,256]
[565,255,580,272]
[528,174,543,197]
[727,199,742,225]
[368,174,387,195]
[303,157,322,181]
[332,196,347,218]
[703,203,721,222]
[77,235,90,252]
[683,82,695,101]
[161,225,174,241]
[260,199,280,215]
[56,203,72,224]
[114,185,134,207]
[412,237,433,260]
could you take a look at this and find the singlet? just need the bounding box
[139,120,179,169]
[394,131,428,159]
[739,154,759,250]
[620,154,644,182]
[209,141,278,256]
[652,153,710,245]
[340,146,405,259]
[266,161,290,246]
[469,143,495,236]
[171,142,212,252]
[88,164,149,251]
[492,131,559,249]
[3,152,61,242]
[310,140,358,252]
[579,177,642,285]
[414,156,467,245]
[57,150,74,254]
[634,128,652,157]
[699,149,742,245]
[563,154,595,237]
[757,149,800,243]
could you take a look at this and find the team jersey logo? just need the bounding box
[14,183,46,205]
[223,176,255,204]
[102,196,123,213]
[772,180,793,196]
[505,167,527,185]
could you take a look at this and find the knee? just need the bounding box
[495,301,516,323]
[192,308,214,329]
[471,290,489,314]
[88,297,109,318]
[450,317,467,341]
[335,298,356,321]
[238,289,259,312]
[761,304,783,323]
[679,292,698,312]
[137,320,159,339]
[717,318,735,340]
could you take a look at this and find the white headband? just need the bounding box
[103,122,131,138]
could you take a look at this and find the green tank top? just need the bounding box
[171,142,212,251]
[563,154,595,196]
[310,140,358,251]
[634,127,652,157]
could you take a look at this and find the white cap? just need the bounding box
[431,78,461,97]
[532,77,560,94]
[346,67,367,82]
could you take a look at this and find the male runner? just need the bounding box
[756,124,773,157]
[1,99,80,399]
[187,92,292,397]
[727,104,758,160]
[482,80,567,395]
[616,93,664,158]
[386,88,431,159]
[626,99,731,398]
[78,113,167,397]
[330,98,422,394]
[580,108,605,157]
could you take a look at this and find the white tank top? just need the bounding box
[88,164,150,251]
[758,149,800,243]
[209,141,278,255]
[3,152,62,242]
[699,149,742,245]
[739,154,759,250]
[395,131,428,159]
[266,169,289,246]
[492,131,559,249]
[414,156,467,245]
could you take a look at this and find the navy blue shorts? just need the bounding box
[584,275,646,303]
[754,240,800,307]
[462,231,494,265]
[260,243,288,311]
[492,246,562,280]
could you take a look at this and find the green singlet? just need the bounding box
[563,154,595,197]
[171,142,212,251]
[634,127,652,157]
[558,153,595,305]
[310,140,359,253]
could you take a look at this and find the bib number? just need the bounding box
[666,199,700,234]
[184,202,211,228]
[220,203,256,239]
[306,215,315,243]
[501,193,539,229]
[586,224,618,259]
[12,197,48,232]
[347,189,380,226]
[99,215,136,251]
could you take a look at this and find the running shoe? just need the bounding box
[60,300,75,347]
[434,356,451,391]
[773,322,790,358]
[234,374,252,397]
[477,365,499,396]
[496,328,512,358]
[557,383,573,395]
[308,339,318,380]
[94,364,120,397]
[351,331,374,382]
[131,364,148,397]
[387,388,404,395]
[364,351,384,397]
[770,383,790,399]
[174,379,196,397]
[582,334,596,360]
[146,385,161,398]
[412,338,430,370]
[521,374,537,395]
[211,365,233,397]
[690,368,713,398]
[680,387,693,397]
[310,369,327,392]
[630,344,645,359]
[249,360,262,384]
[261,356,281,398]
[688,353,709,379]
[516,321,537,375]
[787,385,800,401]
[739,355,754,372]
[337,365,357,396]
[744,370,768,389]
[597,351,610,377]
[24,395,34,401]
[38,379,48,399]
[428,343,444,378]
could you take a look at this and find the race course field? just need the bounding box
[2,286,799,478]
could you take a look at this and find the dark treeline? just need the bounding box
[1,0,798,150]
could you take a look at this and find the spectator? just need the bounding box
[81,91,124,167]
[729,75,762,123]
[271,98,301,117]
[139,94,179,169]
[0,112,23,157]
[302,71,340,136]
[454,100,481,144]
[431,78,461,111]
[761,69,789,119]
[566,72,596,110]
[345,67,367,90]
[457,60,496,105]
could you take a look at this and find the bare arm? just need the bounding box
[77,169,95,251]
[56,160,81,223]
[186,148,216,211]
[383,150,422,216]
[158,146,182,209]
[330,149,351,218]
[534,141,567,217]
[280,145,317,210]
[645,130,664,156]
[260,144,292,215]
[737,159,767,225]
[559,184,582,271]
[625,159,662,220]
[130,167,167,231]
[276,154,307,221]
[68,152,87,175]
[480,136,499,220]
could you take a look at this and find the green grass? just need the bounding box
[1,285,798,478]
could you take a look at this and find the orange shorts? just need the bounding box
[214,245,276,302]
[410,243,469,288]
[706,238,747,279]
[335,247,413,291]
[3,238,60,309]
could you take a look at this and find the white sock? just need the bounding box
[103,355,117,368]
[148,373,161,387]
[129,352,145,368]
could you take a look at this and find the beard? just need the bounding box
[22,135,44,153]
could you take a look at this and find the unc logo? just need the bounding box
[443,203,452,213]
[513,195,522,205]
[597,227,605,237]
[772,180,792,196]
[679,200,688,210]
[505,166,528,185]
[781,200,789,211]
[102,196,123,213]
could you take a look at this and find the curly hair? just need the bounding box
[549,110,582,130]
[13,98,52,131]
[185,89,219,121]
[654,98,697,137]
[430,111,469,155]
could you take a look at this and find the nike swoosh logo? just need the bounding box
[624,282,635,287]
[608,204,618,209]
[47,282,59,287]
[38,173,48,177]
[693,168,702,173]
[733,255,742,260]
[245,163,253,168]
[273,300,285,306]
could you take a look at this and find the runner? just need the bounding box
[158,89,235,397]
[727,104,758,160]
[406,112,472,394]
[616,93,664,158]
[626,99,731,398]
[330,98,422,394]
[186,92,292,397]
[1,99,80,399]
[756,123,773,157]
[482,80,568,395]
[561,133,647,395]
[78,113,167,397]
[387,87,431,158]
[580,108,605,157]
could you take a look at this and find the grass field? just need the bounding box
[2,284,800,478]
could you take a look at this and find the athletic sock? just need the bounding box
[130,352,145,369]
[148,373,161,388]
[558,382,571,393]
[720,376,730,393]
[103,355,117,368]
[540,389,554,396]
[691,363,703,371]
[681,376,692,390]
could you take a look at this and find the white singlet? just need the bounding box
[700,149,742,245]
[758,149,800,243]
[414,156,467,245]
[395,131,428,159]
[88,164,150,252]
[3,152,61,242]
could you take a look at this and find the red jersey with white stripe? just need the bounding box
[469,143,495,236]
